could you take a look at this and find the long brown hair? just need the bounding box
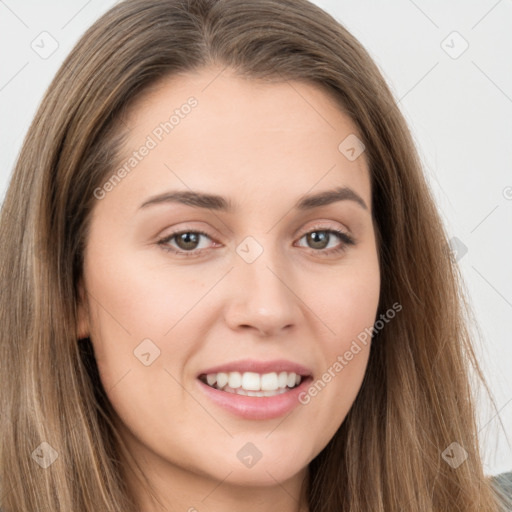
[0,0,510,510]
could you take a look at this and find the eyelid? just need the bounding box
[298,220,352,237]
[156,221,356,257]
[296,223,356,253]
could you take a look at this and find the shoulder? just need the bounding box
[490,471,512,504]
[491,471,512,489]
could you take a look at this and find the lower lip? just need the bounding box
[197,377,312,420]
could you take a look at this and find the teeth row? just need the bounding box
[205,371,302,392]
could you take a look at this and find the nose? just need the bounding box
[224,249,300,337]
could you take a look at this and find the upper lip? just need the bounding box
[198,359,313,378]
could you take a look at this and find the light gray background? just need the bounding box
[1,0,511,476]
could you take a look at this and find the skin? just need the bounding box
[77,65,381,512]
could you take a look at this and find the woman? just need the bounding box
[0,0,510,510]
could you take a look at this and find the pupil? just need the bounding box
[308,231,328,249]
[178,232,199,250]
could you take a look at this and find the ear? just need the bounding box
[76,276,90,340]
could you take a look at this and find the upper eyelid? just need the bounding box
[161,222,350,241]
[159,223,353,249]
[156,223,357,261]
[161,218,351,236]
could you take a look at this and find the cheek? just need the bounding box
[298,330,372,460]
[82,240,217,414]
[297,260,380,452]
[84,241,213,345]
[310,257,381,344]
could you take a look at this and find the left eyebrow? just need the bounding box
[138,186,368,212]
[139,190,235,211]
[295,186,368,211]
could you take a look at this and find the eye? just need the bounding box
[157,229,216,257]
[295,225,356,256]
[156,224,356,258]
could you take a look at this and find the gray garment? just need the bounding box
[491,471,512,510]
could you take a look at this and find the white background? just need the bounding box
[1,0,511,476]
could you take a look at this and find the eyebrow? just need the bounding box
[139,186,368,212]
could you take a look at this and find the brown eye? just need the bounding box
[173,232,202,251]
[157,230,215,256]
[305,230,331,250]
[296,226,356,256]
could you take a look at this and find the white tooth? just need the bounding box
[216,372,228,388]
[228,372,242,389]
[242,372,261,391]
[212,370,303,393]
[261,372,278,391]
[278,371,288,388]
[287,372,297,388]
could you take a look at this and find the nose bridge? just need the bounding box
[227,233,299,334]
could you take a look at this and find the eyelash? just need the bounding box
[157,224,356,258]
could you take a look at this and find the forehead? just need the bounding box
[103,66,371,215]
[126,67,362,142]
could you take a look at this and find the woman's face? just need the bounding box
[78,66,380,506]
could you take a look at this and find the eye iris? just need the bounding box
[167,229,340,254]
[308,231,329,250]
[176,232,200,251]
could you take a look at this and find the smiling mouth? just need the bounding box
[198,371,305,397]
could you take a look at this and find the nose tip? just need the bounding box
[239,304,295,337]
[225,259,299,337]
